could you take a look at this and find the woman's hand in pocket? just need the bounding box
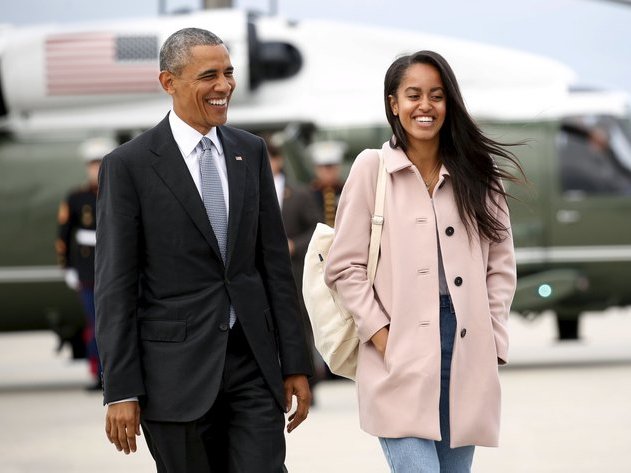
[371,326,389,357]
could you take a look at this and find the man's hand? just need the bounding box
[105,401,141,454]
[283,374,311,433]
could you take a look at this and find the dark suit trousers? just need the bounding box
[141,321,286,473]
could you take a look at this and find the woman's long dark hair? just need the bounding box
[384,50,524,243]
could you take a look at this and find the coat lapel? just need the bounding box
[149,116,224,263]
[218,126,246,269]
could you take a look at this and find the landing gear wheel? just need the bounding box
[69,329,87,359]
[555,314,580,341]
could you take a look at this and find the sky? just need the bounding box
[2,0,631,96]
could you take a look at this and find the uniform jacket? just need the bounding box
[95,115,312,422]
[311,181,343,227]
[324,143,516,447]
[56,185,98,283]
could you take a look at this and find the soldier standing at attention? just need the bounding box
[56,137,117,390]
[309,141,346,227]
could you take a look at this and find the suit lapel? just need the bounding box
[218,126,246,269]
[149,116,224,263]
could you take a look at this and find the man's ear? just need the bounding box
[159,70,175,95]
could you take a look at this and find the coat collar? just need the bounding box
[380,140,450,181]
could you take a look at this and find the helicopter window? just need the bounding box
[557,116,631,196]
[609,119,631,172]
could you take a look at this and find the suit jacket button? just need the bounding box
[454,276,463,286]
[445,226,454,236]
[460,328,467,338]
[219,323,229,332]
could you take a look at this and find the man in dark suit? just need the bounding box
[265,135,321,290]
[265,136,326,389]
[95,28,312,473]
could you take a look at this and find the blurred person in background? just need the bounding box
[56,136,117,391]
[264,133,326,392]
[308,139,350,381]
[309,140,346,227]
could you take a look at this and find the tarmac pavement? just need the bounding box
[1,308,630,472]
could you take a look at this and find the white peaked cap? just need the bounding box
[80,137,118,163]
[308,140,347,166]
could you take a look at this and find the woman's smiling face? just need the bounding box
[388,62,446,147]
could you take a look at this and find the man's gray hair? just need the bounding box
[159,28,224,75]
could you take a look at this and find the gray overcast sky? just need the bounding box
[2,0,631,95]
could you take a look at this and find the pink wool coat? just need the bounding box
[324,143,516,448]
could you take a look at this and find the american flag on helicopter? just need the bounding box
[45,32,161,95]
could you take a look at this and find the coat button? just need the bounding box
[445,226,454,236]
[454,276,463,286]
[460,328,467,338]
[219,323,229,332]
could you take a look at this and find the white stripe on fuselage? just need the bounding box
[0,266,64,283]
[516,245,631,264]
[0,245,630,283]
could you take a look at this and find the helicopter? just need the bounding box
[0,8,629,357]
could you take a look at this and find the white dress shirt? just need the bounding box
[169,110,230,214]
[273,173,285,210]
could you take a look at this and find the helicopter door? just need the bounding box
[552,115,631,243]
[547,114,631,303]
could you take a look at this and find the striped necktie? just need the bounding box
[199,136,236,328]
[200,137,228,261]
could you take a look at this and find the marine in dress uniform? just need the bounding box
[309,141,346,227]
[56,137,117,390]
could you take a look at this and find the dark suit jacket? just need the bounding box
[280,182,322,291]
[95,115,312,422]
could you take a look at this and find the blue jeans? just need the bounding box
[379,295,475,473]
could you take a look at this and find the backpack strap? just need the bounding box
[367,149,386,283]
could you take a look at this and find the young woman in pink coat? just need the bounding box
[325,50,523,472]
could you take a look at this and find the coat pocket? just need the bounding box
[139,320,187,342]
